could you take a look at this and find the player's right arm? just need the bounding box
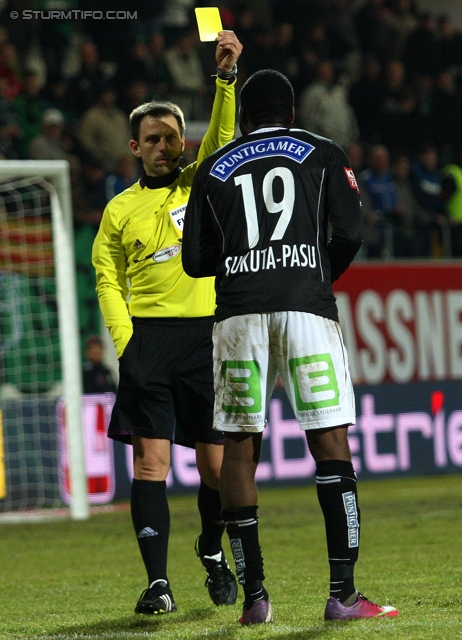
[326,142,363,281]
[183,162,220,278]
[92,201,133,359]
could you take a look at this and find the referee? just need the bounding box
[183,69,398,624]
[92,31,242,615]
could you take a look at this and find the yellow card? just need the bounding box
[195,7,223,42]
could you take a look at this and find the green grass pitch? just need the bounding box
[1,474,461,639]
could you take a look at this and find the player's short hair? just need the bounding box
[129,101,186,142]
[240,69,294,127]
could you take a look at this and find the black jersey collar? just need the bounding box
[140,167,181,189]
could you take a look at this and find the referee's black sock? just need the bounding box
[316,460,360,603]
[223,505,268,609]
[131,478,170,586]
[197,481,225,557]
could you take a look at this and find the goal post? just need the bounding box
[0,160,89,520]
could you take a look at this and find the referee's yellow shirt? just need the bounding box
[92,77,236,358]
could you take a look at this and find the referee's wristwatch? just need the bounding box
[216,64,238,82]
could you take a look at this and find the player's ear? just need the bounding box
[130,139,141,158]
[239,107,250,135]
[181,136,185,153]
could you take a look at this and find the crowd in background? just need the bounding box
[1,0,462,258]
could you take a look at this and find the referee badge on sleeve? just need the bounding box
[168,204,187,237]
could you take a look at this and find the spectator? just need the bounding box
[27,108,70,161]
[380,86,418,156]
[354,0,393,62]
[378,60,420,154]
[292,43,318,99]
[103,154,139,202]
[163,29,208,120]
[304,22,332,63]
[65,42,107,118]
[297,59,359,149]
[83,334,117,395]
[272,22,299,83]
[409,145,444,256]
[430,70,462,167]
[41,74,71,120]
[79,0,136,64]
[403,12,439,81]
[0,75,22,158]
[38,0,77,77]
[73,157,107,228]
[79,86,131,172]
[346,140,367,175]
[273,0,331,53]
[349,54,384,145]
[385,0,418,61]
[239,27,279,77]
[436,14,462,80]
[440,146,462,257]
[27,108,82,187]
[113,39,155,98]
[0,42,23,100]
[412,72,436,144]
[13,70,46,157]
[232,5,260,75]
[360,144,400,257]
[147,31,173,100]
[381,59,406,103]
[391,153,427,257]
[157,0,196,46]
[118,80,150,118]
[325,0,359,71]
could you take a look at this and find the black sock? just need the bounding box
[316,460,360,602]
[131,478,170,586]
[223,505,266,606]
[197,481,225,557]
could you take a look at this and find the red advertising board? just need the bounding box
[333,261,462,385]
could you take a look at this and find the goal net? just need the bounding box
[0,161,88,520]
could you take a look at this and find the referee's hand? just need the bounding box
[216,30,243,73]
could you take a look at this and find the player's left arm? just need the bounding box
[182,164,220,278]
[326,142,363,282]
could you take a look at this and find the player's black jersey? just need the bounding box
[182,127,362,322]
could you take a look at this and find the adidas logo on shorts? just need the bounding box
[133,239,145,250]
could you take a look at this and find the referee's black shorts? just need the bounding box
[108,316,223,448]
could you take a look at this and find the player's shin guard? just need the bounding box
[222,505,268,608]
[316,460,360,603]
[197,481,225,556]
[131,479,170,586]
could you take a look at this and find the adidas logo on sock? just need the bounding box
[138,527,158,538]
[133,238,145,250]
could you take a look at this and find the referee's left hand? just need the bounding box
[216,30,243,73]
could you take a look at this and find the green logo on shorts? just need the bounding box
[221,360,262,414]
[289,353,340,411]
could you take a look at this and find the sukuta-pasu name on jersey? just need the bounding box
[211,136,315,181]
[225,243,317,276]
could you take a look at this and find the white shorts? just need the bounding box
[213,311,355,433]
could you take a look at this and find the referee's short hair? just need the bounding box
[129,101,186,142]
[240,69,294,127]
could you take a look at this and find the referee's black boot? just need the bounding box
[135,579,177,614]
[195,536,238,606]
